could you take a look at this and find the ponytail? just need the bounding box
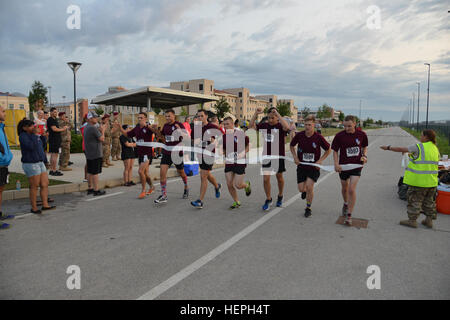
[422,129,436,144]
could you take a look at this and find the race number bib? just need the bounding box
[265,134,274,143]
[346,146,360,157]
[302,153,315,162]
[165,135,174,142]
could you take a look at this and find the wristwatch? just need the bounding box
[387,145,391,150]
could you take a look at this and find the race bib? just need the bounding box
[346,146,360,157]
[165,135,174,142]
[265,134,274,143]
[302,153,315,162]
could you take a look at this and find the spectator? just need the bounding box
[120,125,137,186]
[18,119,55,214]
[84,111,106,196]
[58,112,72,171]
[0,105,14,229]
[80,114,89,183]
[34,110,47,154]
[183,116,192,136]
[47,107,68,176]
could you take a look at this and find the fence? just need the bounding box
[404,124,450,145]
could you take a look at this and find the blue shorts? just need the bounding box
[22,162,47,177]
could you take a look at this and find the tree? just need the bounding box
[338,111,345,122]
[152,107,162,115]
[363,117,374,127]
[28,81,48,113]
[94,107,104,116]
[276,101,292,117]
[316,103,332,119]
[213,97,231,120]
[301,107,310,119]
[180,106,188,117]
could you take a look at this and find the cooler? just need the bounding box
[184,161,199,176]
[436,184,450,215]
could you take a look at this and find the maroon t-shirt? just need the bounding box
[222,130,249,168]
[331,130,368,166]
[161,121,184,156]
[290,131,330,171]
[256,122,289,156]
[127,125,154,157]
[201,122,220,153]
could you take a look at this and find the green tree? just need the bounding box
[213,97,231,120]
[316,103,332,119]
[153,107,162,115]
[276,101,292,117]
[363,117,374,127]
[180,106,189,117]
[94,107,104,116]
[28,81,48,113]
[338,111,345,122]
[301,107,310,118]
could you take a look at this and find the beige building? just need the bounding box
[0,92,30,114]
[170,79,215,115]
[50,99,89,128]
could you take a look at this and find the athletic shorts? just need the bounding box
[22,162,47,178]
[297,166,320,183]
[199,163,213,171]
[0,167,9,186]
[87,158,102,175]
[138,154,153,165]
[160,153,184,170]
[339,168,362,180]
[262,158,286,173]
[48,140,61,154]
[225,165,245,175]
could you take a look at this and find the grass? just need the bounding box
[4,172,70,191]
[402,127,450,156]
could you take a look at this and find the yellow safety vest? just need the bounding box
[403,141,440,188]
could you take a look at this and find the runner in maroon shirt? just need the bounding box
[152,109,190,204]
[190,109,222,209]
[331,115,368,226]
[250,106,290,211]
[290,115,331,218]
[116,112,156,199]
[221,117,252,209]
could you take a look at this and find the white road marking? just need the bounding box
[137,137,381,300]
[85,192,123,202]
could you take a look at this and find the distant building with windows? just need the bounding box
[0,92,30,114]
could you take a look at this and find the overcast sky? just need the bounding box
[0,0,448,121]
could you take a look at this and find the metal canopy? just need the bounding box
[91,86,219,109]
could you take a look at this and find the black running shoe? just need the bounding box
[93,190,106,196]
[87,189,95,195]
[304,207,312,218]
[183,188,189,199]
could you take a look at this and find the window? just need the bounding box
[239,92,242,97]
[199,84,203,91]
[240,99,242,103]
[181,85,183,91]
[269,98,273,103]
[210,85,213,91]
[19,104,25,109]
[240,107,242,110]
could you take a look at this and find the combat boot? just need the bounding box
[102,162,109,168]
[106,161,114,166]
[399,219,418,228]
[421,216,433,228]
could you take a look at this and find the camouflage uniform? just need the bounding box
[111,119,121,161]
[406,186,437,220]
[58,118,72,169]
[102,121,113,167]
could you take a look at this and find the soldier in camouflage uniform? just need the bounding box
[58,112,72,171]
[407,187,437,221]
[102,114,114,168]
[111,112,121,161]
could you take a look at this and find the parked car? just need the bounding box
[337,124,344,129]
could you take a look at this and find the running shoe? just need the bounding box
[245,181,251,197]
[230,201,241,209]
[301,192,306,200]
[138,191,147,199]
[215,183,222,198]
[304,207,312,218]
[276,195,283,207]
[0,213,14,220]
[154,195,168,204]
[87,189,95,195]
[344,214,352,226]
[129,181,136,186]
[183,188,189,199]
[262,198,272,211]
[191,199,203,209]
[146,186,155,196]
[342,204,348,217]
[93,190,106,196]
[0,223,10,229]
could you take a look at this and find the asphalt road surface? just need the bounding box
[1,127,449,300]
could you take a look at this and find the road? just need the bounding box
[1,127,449,300]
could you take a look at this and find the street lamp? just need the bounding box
[67,61,82,133]
[416,82,420,131]
[47,86,52,108]
[424,63,430,128]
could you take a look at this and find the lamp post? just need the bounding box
[412,93,415,130]
[416,82,420,131]
[424,63,430,128]
[47,86,52,108]
[67,61,82,133]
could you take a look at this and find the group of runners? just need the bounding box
[116,107,368,226]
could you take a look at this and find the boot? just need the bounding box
[106,161,114,166]
[421,216,433,228]
[102,162,109,168]
[400,219,418,228]
[59,166,72,171]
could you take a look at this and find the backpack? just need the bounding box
[397,176,408,201]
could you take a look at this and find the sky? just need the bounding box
[0,0,448,122]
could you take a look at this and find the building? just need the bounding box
[0,92,30,114]
[50,99,89,127]
[170,79,215,115]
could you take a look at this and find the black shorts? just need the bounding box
[48,139,61,153]
[199,163,213,171]
[160,153,184,170]
[138,154,153,164]
[0,167,9,186]
[225,165,245,175]
[87,158,102,175]
[297,166,320,183]
[262,158,286,173]
[339,168,362,180]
